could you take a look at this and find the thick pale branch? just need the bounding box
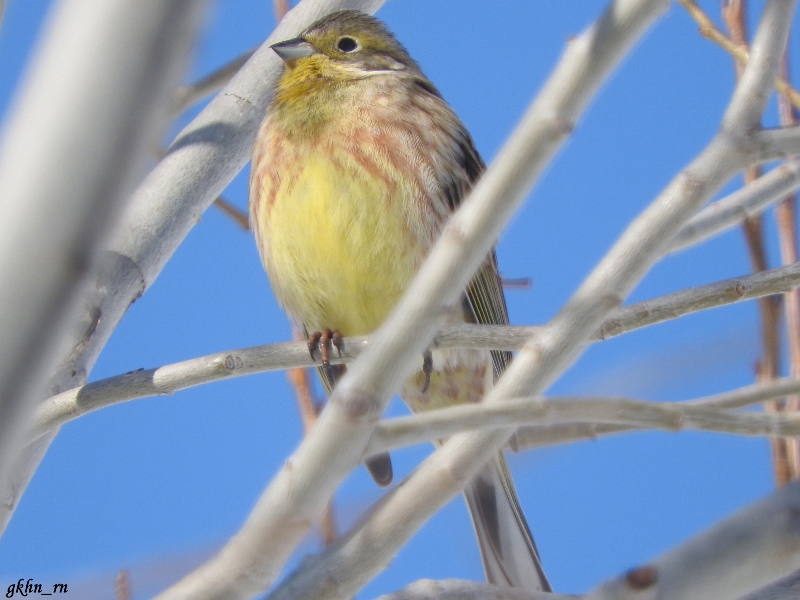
[585,479,800,599]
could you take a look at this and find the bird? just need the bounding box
[249,10,550,591]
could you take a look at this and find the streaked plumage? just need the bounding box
[249,11,550,591]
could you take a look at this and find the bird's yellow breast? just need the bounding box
[252,136,426,337]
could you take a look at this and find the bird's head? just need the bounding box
[271,11,423,82]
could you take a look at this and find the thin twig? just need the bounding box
[213,197,250,230]
[115,570,131,600]
[172,47,256,116]
[679,0,800,110]
[369,387,800,457]
[668,161,800,253]
[275,0,291,21]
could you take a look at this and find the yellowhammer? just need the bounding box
[249,10,549,591]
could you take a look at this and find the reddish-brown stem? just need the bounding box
[776,51,800,482]
[213,197,249,231]
[116,570,131,600]
[274,0,290,22]
[722,0,789,486]
[287,325,338,543]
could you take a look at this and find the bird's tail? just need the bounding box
[462,452,551,591]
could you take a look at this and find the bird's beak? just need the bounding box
[271,37,316,66]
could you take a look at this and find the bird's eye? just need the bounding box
[336,36,359,53]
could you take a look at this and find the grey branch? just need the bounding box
[740,570,800,600]
[754,125,800,162]
[668,161,800,253]
[585,480,800,599]
[512,376,800,450]
[369,389,800,457]
[29,260,800,438]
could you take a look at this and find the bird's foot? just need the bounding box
[308,328,343,383]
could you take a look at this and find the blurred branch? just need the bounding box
[31,261,800,438]
[585,479,800,599]
[678,0,800,110]
[0,0,388,539]
[115,570,131,600]
[275,0,291,21]
[740,570,800,600]
[668,161,800,253]
[0,0,208,511]
[377,579,577,600]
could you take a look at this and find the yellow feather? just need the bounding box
[256,145,423,337]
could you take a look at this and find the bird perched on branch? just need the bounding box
[249,10,549,591]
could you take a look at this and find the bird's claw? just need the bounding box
[308,328,343,384]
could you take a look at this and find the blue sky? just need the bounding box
[0,1,794,597]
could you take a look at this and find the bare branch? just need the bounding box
[585,479,800,599]
[668,162,800,253]
[513,376,800,450]
[369,389,800,457]
[678,0,800,110]
[740,570,800,600]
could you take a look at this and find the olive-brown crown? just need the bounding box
[298,11,424,76]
